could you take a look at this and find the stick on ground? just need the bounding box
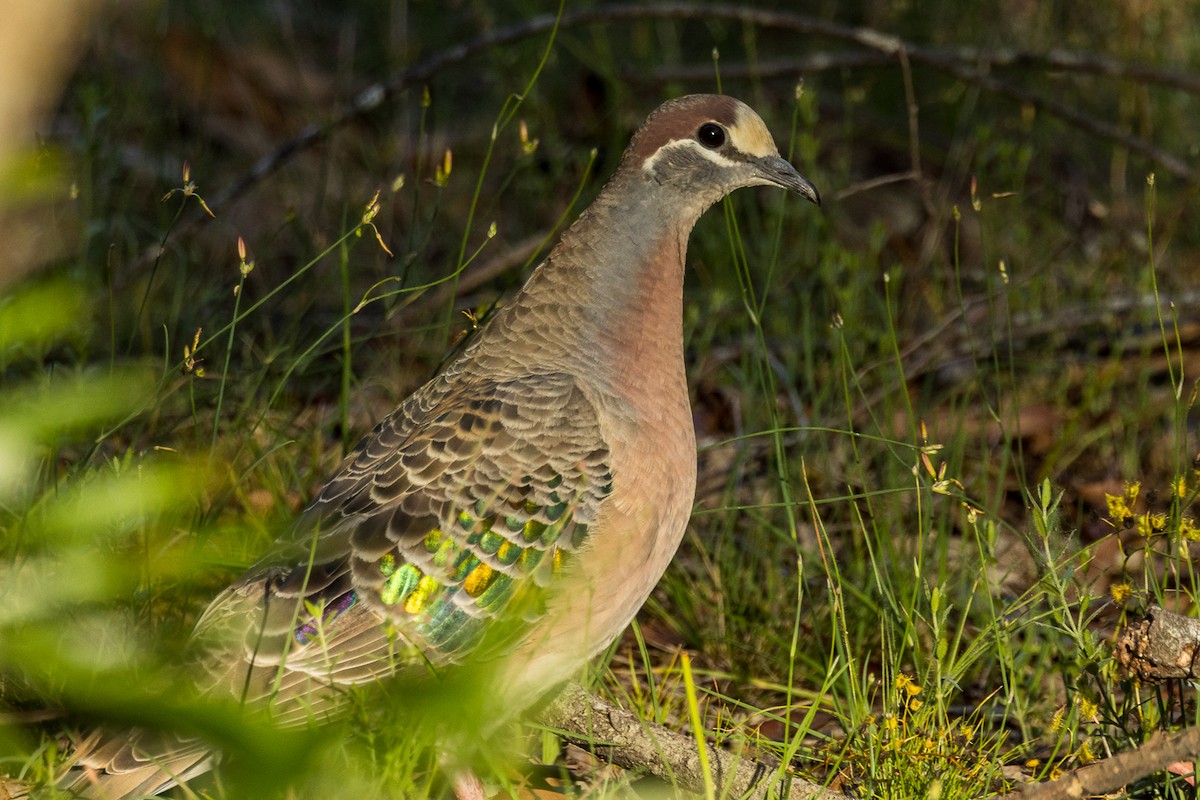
[537,683,847,800]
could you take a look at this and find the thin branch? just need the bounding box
[206,19,568,211]
[648,46,1200,96]
[537,682,848,800]
[201,2,1198,219]
[945,45,1200,94]
[1010,725,1200,799]
[388,232,546,327]
[834,170,920,202]
[934,59,1197,181]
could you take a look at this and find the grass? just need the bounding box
[4,0,1200,797]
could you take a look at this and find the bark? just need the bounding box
[1114,605,1200,682]
[1011,726,1200,799]
[537,683,847,800]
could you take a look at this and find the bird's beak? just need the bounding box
[755,156,821,206]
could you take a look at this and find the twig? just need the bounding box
[203,3,1198,217]
[537,682,847,800]
[935,59,1196,181]
[388,232,546,327]
[938,44,1200,94]
[126,2,1197,279]
[854,277,1200,395]
[1010,725,1200,799]
[648,46,1200,96]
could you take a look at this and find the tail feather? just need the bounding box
[57,729,214,799]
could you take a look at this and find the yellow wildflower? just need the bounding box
[895,673,923,696]
[1109,582,1133,606]
[1105,493,1131,523]
[1077,696,1099,723]
[1181,517,1200,542]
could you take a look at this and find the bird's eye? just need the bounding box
[697,123,726,149]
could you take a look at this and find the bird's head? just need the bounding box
[624,94,820,210]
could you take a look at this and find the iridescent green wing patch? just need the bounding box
[364,487,609,656]
[190,373,613,725]
[331,374,613,662]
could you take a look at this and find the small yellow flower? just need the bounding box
[908,698,924,711]
[1049,767,1063,781]
[895,673,923,696]
[1076,696,1099,723]
[1049,706,1065,731]
[1110,582,1133,606]
[1173,475,1188,499]
[1105,493,1131,523]
[1134,512,1165,537]
[1181,517,1200,542]
[1078,739,1095,763]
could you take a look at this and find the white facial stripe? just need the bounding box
[641,138,742,176]
[730,106,779,158]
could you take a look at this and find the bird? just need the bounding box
[56,94,820,798]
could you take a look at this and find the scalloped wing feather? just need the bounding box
[191,372,612,726]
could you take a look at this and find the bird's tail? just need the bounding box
[54,728,214,799]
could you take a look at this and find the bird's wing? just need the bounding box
[192,370,614,726]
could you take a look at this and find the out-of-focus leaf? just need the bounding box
[20,457,210,547]
[0,366,155,443]
[0,278,85,355]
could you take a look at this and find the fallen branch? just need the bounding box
[1009,607,1200,798]
[1011,725,1200,799]
[537,682,847,800]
